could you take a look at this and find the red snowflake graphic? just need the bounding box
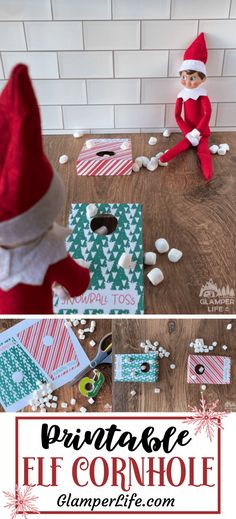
[3,485,40,519]
[184,392,228,441]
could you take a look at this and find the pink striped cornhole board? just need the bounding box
[76,138,133,176]
[187,354,231,384]
[17,320,80,380]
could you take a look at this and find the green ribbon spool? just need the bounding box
[79,369,105,398]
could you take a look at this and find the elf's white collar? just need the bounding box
[177,86,207,102]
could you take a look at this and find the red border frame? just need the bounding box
[15,416,221,515]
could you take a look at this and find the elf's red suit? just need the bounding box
[160,92,212,181]
[0,64,90,314]
[159,32,212,181]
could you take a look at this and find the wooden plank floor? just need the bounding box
[43,132,236,314]
[0,318,112,413]
[112,318,235,412]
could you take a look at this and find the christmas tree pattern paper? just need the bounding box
[76,138,133,176]
[54,203,144,314]
[0,336,47,411]
[114,353,159,382]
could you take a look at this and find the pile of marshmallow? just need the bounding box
[65,317,96,344]
[28,380,93,414]
[189,337,228,354]
[129,337,175,397]
[144,238,183,286]
[209,143,230,156]
[132,130,171,173]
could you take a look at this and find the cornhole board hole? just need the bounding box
[76,138,133,176]
[54,203,144,315]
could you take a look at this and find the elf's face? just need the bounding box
[180,71,205,89]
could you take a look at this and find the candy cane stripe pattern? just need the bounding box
[17,320,80,380]
[76,139,133,176]
[187,354,231,384]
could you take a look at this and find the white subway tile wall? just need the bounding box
[0,0,235,132]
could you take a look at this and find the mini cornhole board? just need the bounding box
[187,354,231,384]
[0,319,89,411]
[53,203,144,315]
[76,138,133,176]
[114,353,159,382]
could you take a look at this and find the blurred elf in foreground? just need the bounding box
[0,64,90,314]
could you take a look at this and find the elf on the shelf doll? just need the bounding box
[0,64,90,314]
[159,33,212,181]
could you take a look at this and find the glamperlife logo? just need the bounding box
[199,279,235,313]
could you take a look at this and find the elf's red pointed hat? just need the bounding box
[179,33,207,76]
[0,64,64,246]
[0,63,53,223]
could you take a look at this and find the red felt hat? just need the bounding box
[179,33,207,75]
[0,64,53,223]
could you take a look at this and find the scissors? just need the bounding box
[71,332,112,385]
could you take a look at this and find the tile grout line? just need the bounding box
[22,21,28,51]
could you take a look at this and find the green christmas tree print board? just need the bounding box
[54,203,144,314]
[0,336,47,411]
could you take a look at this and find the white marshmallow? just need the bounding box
[155,238,169,254]
[70,398,76,406]
[140,156,149,167]
[226,323,232,330]
[148,136,157,145]
[163,129,171,137]
[168,248,183,263]
[95,226,108,235]
[59,154,68,164]
[52,284,69,300]
[201,385,207,390]
[118,252,132,269]
[217,148,226,155]
[143,252,157,265]
[147,158,158,171]
[61,402,68,409]
[89,340,96,347]
[170,364,176,370]
[86,140,93,149]
[209,144,219,154]
[219,143,229,151]
[76,258,90,269]
[51,402,57,409]
[81,319,86,325]
[132,162,140,173]
[88,397,95,404]
[120,142,129,150]
[130,390,136,397]
[73,131,83,138]
[222,345,228,351]
[154,387,161,394]
[147,267,164,286]
[135,157,143,168]
[80,406,88,413]
[86,203,98,218]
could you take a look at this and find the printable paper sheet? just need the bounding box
[0,319,89,412]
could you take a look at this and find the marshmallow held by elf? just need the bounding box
[159,33,212,181]
[0,64,90,314]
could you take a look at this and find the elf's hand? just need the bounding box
[52,282,70,301]
[186,129,201,146]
